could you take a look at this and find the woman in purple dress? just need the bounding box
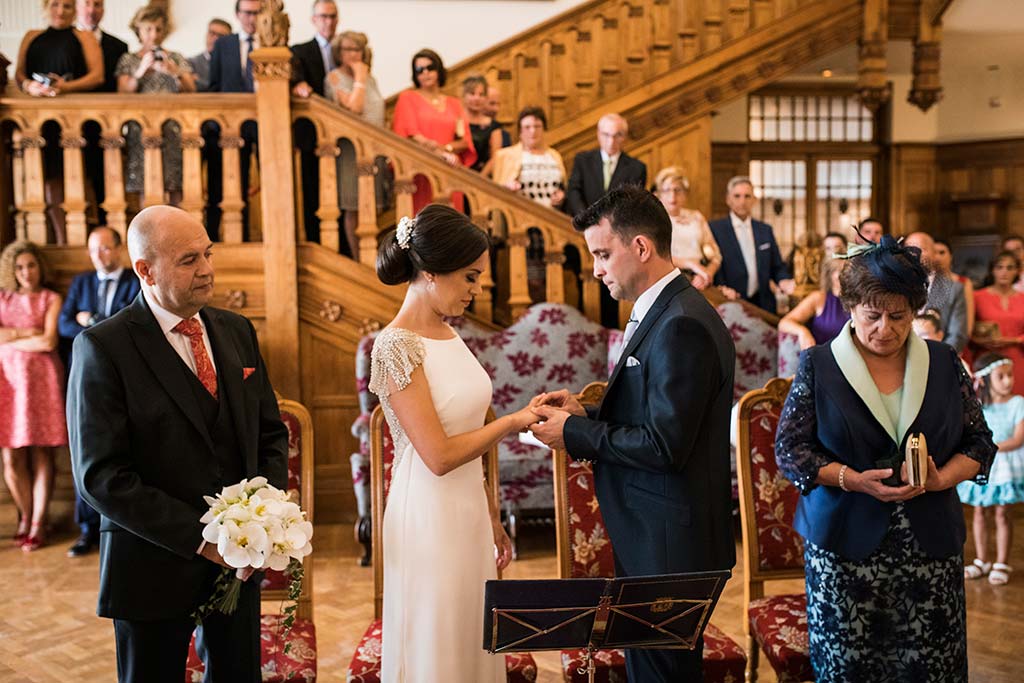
[779,255,850,349]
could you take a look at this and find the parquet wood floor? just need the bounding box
[0,516,1021,682]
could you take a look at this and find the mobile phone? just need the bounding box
[31,72,52,87]
[153,46,165,61]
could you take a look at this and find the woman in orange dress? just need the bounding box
[972,251,1024,395]
[392,49,476,212]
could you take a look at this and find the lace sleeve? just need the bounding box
[368,327,426,400]
[775,350,832,494]
[953,348,996,484]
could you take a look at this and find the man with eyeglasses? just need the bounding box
[565,113,648,327]
[189,18,232,92]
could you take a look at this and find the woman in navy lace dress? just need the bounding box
[775,236,996,682]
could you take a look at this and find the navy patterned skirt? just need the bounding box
[804,504,967,683]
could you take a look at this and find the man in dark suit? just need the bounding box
[189,18,232,92]
[59,226,140,558]
[67,205,288,683]
[531,186,736,682]
[289,0,340,244]
[710,175,794,314]
[206,0,263,240]
[77,0,127,93]
[565,114,648,327]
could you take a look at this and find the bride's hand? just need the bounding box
[507,404,540,432]
[493,521,513,570]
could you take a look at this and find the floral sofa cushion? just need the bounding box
[716,301,778,400]
[345,619,537,682]
[777,330,802,378]
[748,593,813,683]
[186,614,317,682]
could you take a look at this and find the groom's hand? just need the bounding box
[532,389,585,417]
[531,405,570,450]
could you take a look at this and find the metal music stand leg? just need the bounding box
[577,646,596,683]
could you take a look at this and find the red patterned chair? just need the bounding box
[185,398,318,682]
[345,406,538,682]
[735,377,813,683]
[552,382,746,683]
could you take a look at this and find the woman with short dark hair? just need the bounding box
[462,74,503,173]
[491,106,566,209]
[776,235,996,682]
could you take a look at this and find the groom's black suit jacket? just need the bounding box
[68,294,288,620]
[564,273,737,576]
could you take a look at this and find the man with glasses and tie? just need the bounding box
[59,226,140,558]
[565,113,647,327]
[531,185,736,683]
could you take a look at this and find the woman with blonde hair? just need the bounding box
[0,241,66,552]
[654,166,720,289]
[778,254,851,349]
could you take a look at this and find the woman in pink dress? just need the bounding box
[0,241,67,551]
[392,49,476,212]
[972,251,1024,396]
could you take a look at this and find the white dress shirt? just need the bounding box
[144,289,217,377]
[314,34,334,74]
[730,212,759,297]
[97,267,123,317]
[239,32,258,72]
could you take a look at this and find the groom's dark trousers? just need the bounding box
[67,294,288,683]
[563,273,737,682]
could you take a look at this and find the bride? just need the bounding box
[369,205,540,682]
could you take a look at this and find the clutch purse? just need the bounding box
[904,433,928,487]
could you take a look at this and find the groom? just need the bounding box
[67,206,289,682]
[531,186,736,682]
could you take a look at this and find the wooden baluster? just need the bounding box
[514,52,542,114]
[753,0,776,26]
[703,0,724,52]
[651,0,674,73]
[598,15,622,96]
[218,133,245,243]
[60,132,88,245]
[471,213,495,321]
[141,130,164,209]
[507,231,532,320]
[572,26,597,111]
[10,134,26,240]
[543,39,569,126]
[545,248,566,305]
[618,298,631,329]
[582,277,601,324]
[394,177,415,222]
[673,0,700,63]
[179,133,205,224]
[356,158,380,266]
[19,132,47,244]
[622,3,647,88]
[99,132,127,240]
[316,142,340,250]
[726,0,751,42]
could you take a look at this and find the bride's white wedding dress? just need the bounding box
[369,326,504,683]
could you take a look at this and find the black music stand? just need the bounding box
[483,571,730,683]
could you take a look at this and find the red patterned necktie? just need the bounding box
[173,318,218,399]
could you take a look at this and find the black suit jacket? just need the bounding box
[563,273,736,577]
[709,216,791,314]
[290,38,328,97]
[565,149,647,216]
[67,294,288,620]
[208,33,251,93]
[58,269,139,339]
[99,31,127,93]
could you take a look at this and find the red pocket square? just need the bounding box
[243,367,256,380]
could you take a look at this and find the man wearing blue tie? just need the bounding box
[59,226,140,557]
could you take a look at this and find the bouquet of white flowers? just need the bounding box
[192,477,313,634]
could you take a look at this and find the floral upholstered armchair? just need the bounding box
[552,382,748,683]
[350,303,619,561]
[735,377,812,683]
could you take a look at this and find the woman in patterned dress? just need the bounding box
[775,235,996,682]
[0,242,67,552]
[654,166,721,289]
[491,106,566,210]
[116,4,195,207]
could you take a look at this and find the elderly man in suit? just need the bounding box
[904,231,969,352]
[531,186,736,683]
[710,175,795,314]
[59,226,140,558]
[189,18,232,92]
[68,206,288,683]
[566,113,648,327]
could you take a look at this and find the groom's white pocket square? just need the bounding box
[625,356,641,367]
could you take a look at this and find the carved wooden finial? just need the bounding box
[257,0,290,48]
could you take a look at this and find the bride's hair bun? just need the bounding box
[376,204,489,285]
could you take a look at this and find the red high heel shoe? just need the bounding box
[20,524,46,552]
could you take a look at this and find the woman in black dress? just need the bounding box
[776,236,996,682]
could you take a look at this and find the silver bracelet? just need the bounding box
[838,464,850,492]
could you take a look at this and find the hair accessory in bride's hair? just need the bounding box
[396,216,415,250]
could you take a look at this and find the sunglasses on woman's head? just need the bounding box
[414,64,438,75]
